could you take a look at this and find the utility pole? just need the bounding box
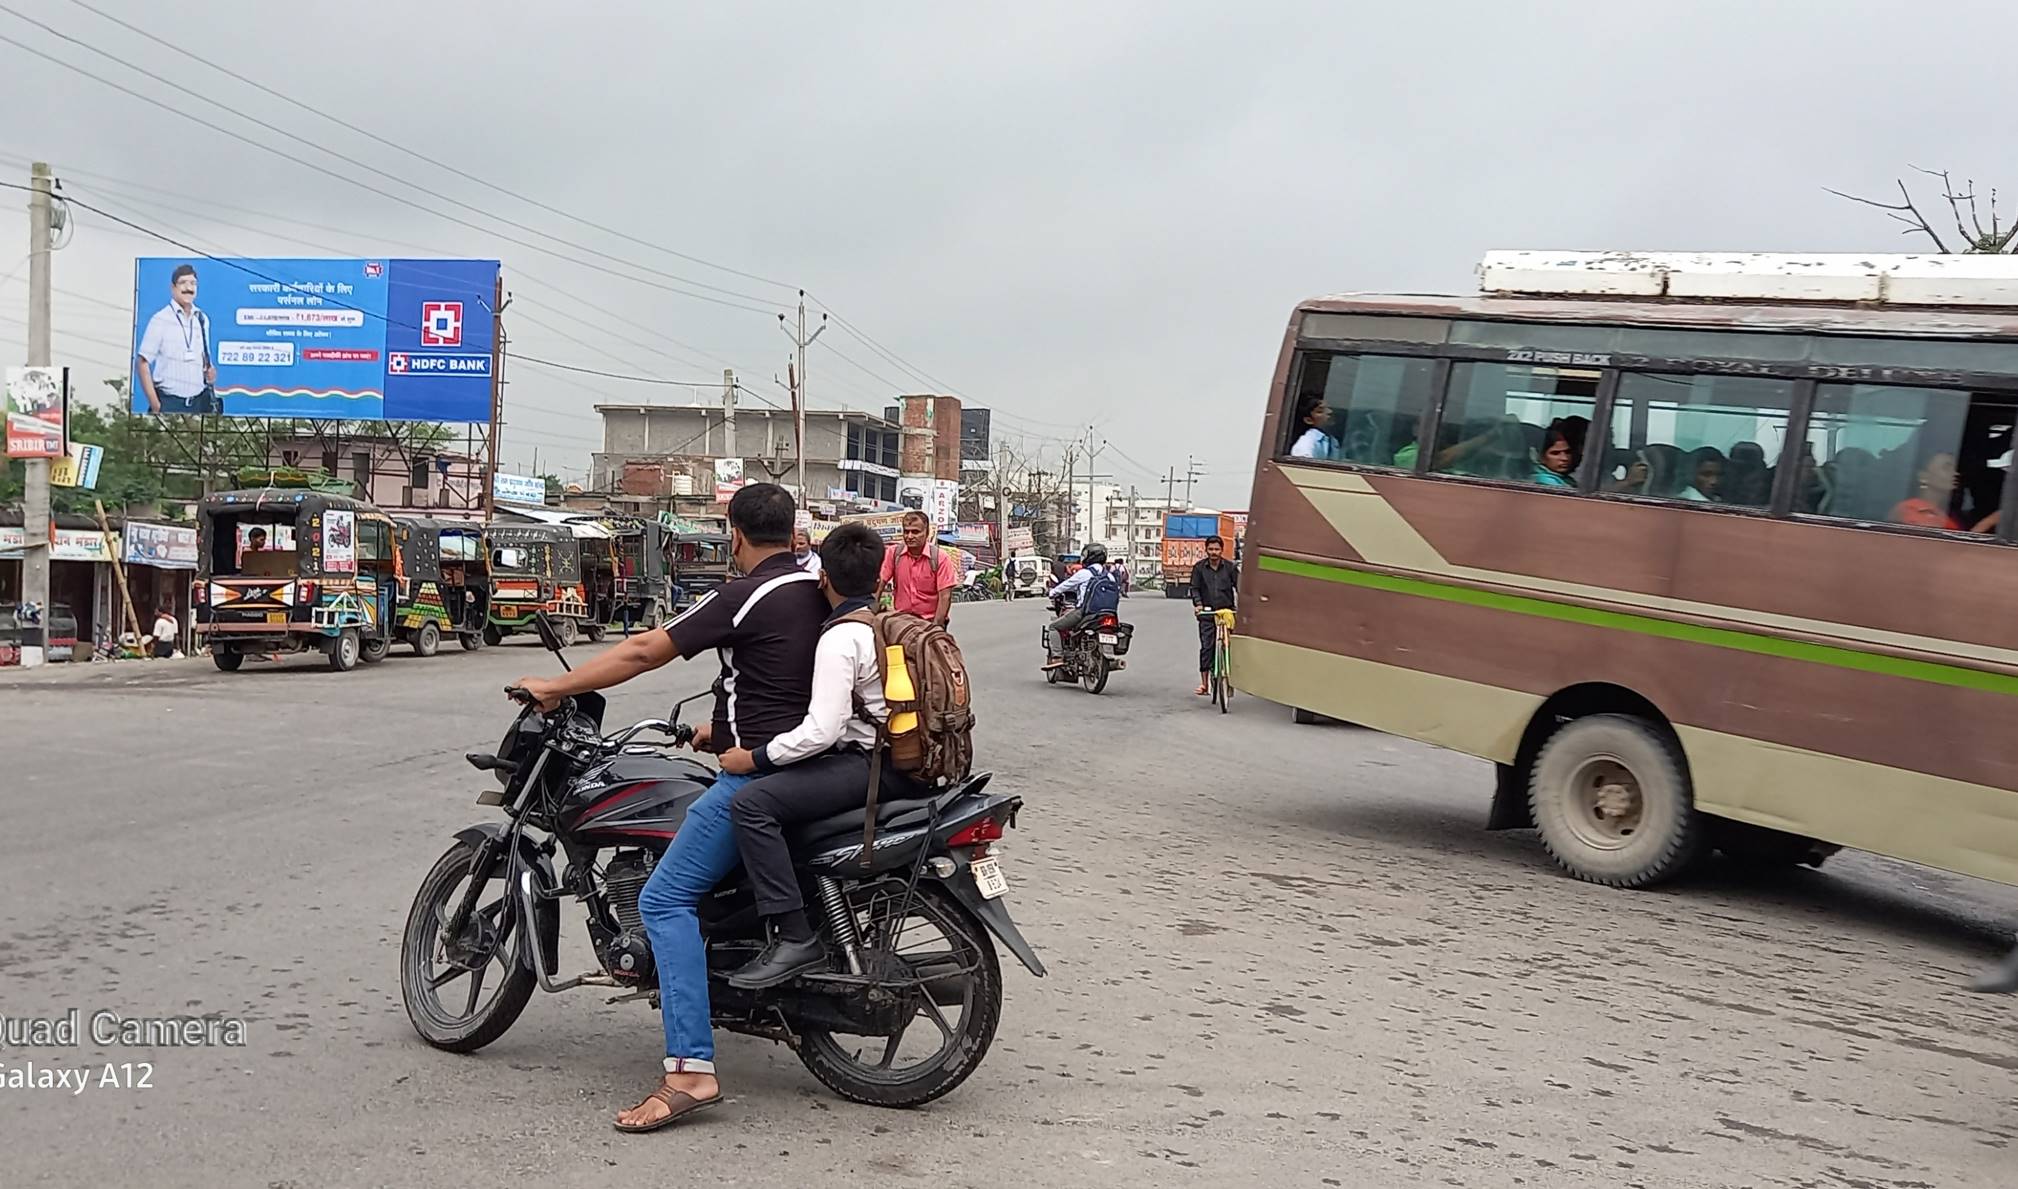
[721,368,737,460]
[1126,484,1138,575]
[1162,465,1179,510]
[482,274,509,521]
[1081,425,1105,553]
[20,162,54,668]
[993,444,1013,599]
[1184,454,1204,506]
[777,291,826,500]
[1060,445,1077,546]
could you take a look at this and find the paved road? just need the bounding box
[4,596,2016,1188]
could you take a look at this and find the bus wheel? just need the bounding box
[1528,714,1702,889]
[329,630,361,672]
[413,622,441,658]
[213,649,243,672]
[482,625,503,647]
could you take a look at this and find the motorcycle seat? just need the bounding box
[787,795,940,852]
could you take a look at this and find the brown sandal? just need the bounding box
[613,1085,724,1133]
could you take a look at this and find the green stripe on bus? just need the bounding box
[1258,554,2018,696]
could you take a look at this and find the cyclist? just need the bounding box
[1042,543,1113,670]
[1190,535,1237,696]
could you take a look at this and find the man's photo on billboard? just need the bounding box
[135,263,218,415]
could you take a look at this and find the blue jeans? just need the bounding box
[637,771,754,1074]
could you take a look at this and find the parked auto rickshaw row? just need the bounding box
[191,488,731,673]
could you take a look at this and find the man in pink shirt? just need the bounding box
[879,510,957,627]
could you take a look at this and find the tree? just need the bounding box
[1830,167,2018,253]
[540,473,564,503]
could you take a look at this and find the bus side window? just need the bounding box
[1602,373,1796,509]
[1430,362,1600,486]
[1799,384,2011,535]
[1283,353,1436,467]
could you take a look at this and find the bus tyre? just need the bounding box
[1528,714,1702,889]
[213,649,243,672]
[329,629,361,672]
[413,622,441,658]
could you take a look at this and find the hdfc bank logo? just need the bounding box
[363,261,383,278]
[421,301,464,347]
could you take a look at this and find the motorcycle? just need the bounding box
[400,613,1044,1108]
[1045,595,1132,694]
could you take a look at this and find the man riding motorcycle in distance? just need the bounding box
[513,481,828,1134]
[1042,543,1115,671]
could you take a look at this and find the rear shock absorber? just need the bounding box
[814,876,864,976]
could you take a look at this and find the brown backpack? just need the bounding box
[829,610,976,861]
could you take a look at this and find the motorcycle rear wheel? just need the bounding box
[796,882,1003,1108]
[400,839,539,1053]
[1080,655,1109,694]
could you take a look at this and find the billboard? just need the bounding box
[5,365,67,458]
[492,472,547,505]
[713,458,744,503]
[130,258,499,421]
[124,522,200,570]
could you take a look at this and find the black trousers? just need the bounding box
[730,750,908,918]
[1198,615,1217,675]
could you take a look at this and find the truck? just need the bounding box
[1160,511,1241,599]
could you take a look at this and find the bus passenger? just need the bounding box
[1288,393,1341,461]
[1533,426,1576,488]
[1725,441,1773,507]
[1891,452,1967,529]
[1680,447,1726,502]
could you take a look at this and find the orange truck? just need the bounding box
[1159,512,1240,599]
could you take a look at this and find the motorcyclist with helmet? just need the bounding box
[1042,543,1110,671]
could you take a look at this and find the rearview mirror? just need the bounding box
[533,611,564,653]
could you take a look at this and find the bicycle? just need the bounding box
[1198,607,1236,714]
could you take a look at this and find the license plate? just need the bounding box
[265,611,288,625]
[1098,632,1118,644]
[970,856,1008,900]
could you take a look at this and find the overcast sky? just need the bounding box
[0,0,2010,507]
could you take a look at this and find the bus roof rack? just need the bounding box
[1478,250,2018,308]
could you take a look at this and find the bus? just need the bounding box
[1232,251,2018,890]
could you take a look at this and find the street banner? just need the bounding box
[713,458,744,503]
[492,472,547,505]
[5,365,67,458]
[323,509,357,574]
[0,525,111,561]
[124,522,200,569]
[955,522,991,546]
[130,257,499,421]
[1005,526,1035,553]
[48,441,104,488]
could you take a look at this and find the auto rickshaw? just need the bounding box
[393,517,490,655]
[194,488,399,672]
[483,523,588,646]
[666,531,732,612]
[573,514,673,638]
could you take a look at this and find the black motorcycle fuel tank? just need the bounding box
[558,752,716,842]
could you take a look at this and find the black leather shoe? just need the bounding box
[1970,947,2018,993]
[727,936,828,989]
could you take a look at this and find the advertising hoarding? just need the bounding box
[713,458,745,503]
[322,509,357,574]
[130,258,499,421]
[492,472,547,505]
[124,522,200,570]
[5,365,67,458]
[48,441,103,489]
[0,526,112,562]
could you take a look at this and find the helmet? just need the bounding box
[1080,544,1108,567]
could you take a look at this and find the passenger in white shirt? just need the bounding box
[135,264,217,414]
[791,527,822,578]
[714,522,903,988]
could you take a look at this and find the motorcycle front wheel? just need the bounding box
[400,839,540,1053]
[796,882,1004,1108]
